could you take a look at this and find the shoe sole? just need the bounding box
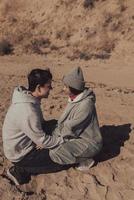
[75,160,95,171]
[7,169,20,186]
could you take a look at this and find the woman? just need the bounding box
[49,67,103,171]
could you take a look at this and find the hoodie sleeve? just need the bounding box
[20,105,64,149]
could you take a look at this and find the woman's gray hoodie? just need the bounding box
[2,86,63,162]
[49,88,103,165]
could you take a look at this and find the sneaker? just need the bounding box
[75,158,95,171]
[7,166,30,185]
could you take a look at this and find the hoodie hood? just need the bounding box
[12,86,40,104]
[68,88,96,103]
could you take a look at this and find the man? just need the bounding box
[2,68,64,185]
[49,67,103,170]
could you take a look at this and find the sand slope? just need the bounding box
[0,0,133,58]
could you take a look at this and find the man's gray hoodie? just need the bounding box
[2,86,63,163]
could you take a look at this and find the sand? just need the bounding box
[0,0,134,199]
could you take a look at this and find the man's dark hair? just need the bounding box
[28,68,52,92]
[69,87,83,95]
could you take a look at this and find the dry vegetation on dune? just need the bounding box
[0,0,133,59]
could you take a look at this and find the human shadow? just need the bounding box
[95,123,132,162]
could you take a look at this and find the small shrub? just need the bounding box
[24,43,43,54]
[68,50,93,61]
[24,38,51,54]
[79,52,92,60]
[50,45,59,51]
[83,0,94,9]
[31,38,51,48]
[94,53,111,59]
[0,40,13,55]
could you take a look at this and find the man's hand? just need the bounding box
[36,145,44,150]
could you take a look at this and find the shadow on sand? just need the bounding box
[95,123,132,162]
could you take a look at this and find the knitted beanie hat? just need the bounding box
[63,67,85,91]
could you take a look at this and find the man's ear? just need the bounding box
[36,84,41,92]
